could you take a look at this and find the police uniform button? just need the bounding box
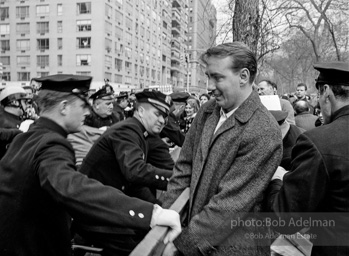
[129,210,135,216]
[121,186,125,191]
[161,176,165,180]
[138,213,144,218]
[155,175,159,179]
[166,178,169,181]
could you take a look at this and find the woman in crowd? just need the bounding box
[182,98,200,134]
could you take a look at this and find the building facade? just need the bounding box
[186,0,216,94]
[0,0,215,93]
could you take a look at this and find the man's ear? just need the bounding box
[240,68,250,86]
[59,100,68,115]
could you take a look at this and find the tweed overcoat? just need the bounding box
[161,91,283,255]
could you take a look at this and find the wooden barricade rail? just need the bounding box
[129,187,190,256]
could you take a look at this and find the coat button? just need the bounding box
[138,213,144,218]
[121,186,125,191]
[129,210,135,216]
[161,176,165,180]
[166,178,169,181]
[155,175,159,179]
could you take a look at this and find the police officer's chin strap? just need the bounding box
[7,100,26,119]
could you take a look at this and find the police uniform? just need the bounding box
[268,62,349,256]
[0,74,154,256]
[84,86,119,128]
[112,91,128,121]
[77,90,173,254]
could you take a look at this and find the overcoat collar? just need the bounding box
[330,105,349,123]
[33,117,68,138]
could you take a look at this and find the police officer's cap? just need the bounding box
[116,91,129,99]
[136,89,172,115]
[90,86,114,101]
[32,74,91,102]
[169,91,190,103]
[314,62,349,89]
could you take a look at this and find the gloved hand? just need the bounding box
[150,204,181,244]
[271,166,289,181]
[19,119,34,132]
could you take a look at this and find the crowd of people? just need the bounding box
[0,41,348,256]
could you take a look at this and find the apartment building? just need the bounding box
[186,0,216,94]
[0,0,172,93]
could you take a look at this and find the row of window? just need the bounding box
[0,21,63,34]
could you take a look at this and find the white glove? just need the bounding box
[19,119,34,132]
[271,166,289,181]
[99,126,108,131]
[150,204,181,244]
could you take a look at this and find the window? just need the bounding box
[115,74,122,83]
[125,32,132,45]
[134,64,138,75]
[105,21,112,35]
[125,17,132,31]
[105,56,112,68]
[58,55,63,66]
[36,5,50,16]
[37,39,49,50]
[77,2,91,14]
[37,72,49,77]
[2,72,10,81]
[57,38,62,49]
[1,40,10,51]
[115,10,123,25]
[0,56,10,65]
[105,38,112,52]
[77,37,91,48]
[125,46,131,58]
[115,58,122,70]
[16,23,29,34]
[115,42,123,55]
[37,22,49,34]
[0,24,9,35]
[77,20,91,31]
[37,55,49,67]
[17,72,30,81]
[16,6,29,19]
[125,76,132,85]
[16,39,30,51]
[17,56,30,66]
[57,4,63,16]
[105,4,112,19]
[77,71,91,76]
[0,7,9,20]
[115,26,123,40]
[140,66,144,76]
[105,72,112,82]
[125,61,131,73]
[57,21,62,33]
[76,54,91,66]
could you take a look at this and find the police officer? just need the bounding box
[268,62,349,256]
[84,85,118,128]
[112,91,129,121]
[77,89,174,254]
[0,74,181,256]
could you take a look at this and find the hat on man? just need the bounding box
[314,62,349,88]
[169,91,190,103]
[90,86,114,101]
[116,91,129,99]
[32,74,92,103]
[136,89,172,115]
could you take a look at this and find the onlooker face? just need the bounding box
[94,99,113,118]
[296,85,306,99]
[257,81,274,96]
[65,98,90,133]
[185,103,195,117]
[206,56,246,112]
[199,95,209,105]
[139,103,167,135]
[119,97,129,109]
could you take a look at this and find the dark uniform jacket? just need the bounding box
[80,117,172,203]
[112,104,126,121]
[281,124,304,170]
[0,117,154,256]
[84,109,119,128]
[0,107,22,129]
[268,105,349,256]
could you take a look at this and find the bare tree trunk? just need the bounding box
[232,0,260,55]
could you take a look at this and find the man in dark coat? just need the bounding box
[78,89,174,255]
[112,91,128,121]
[268,62,349,256]
[0,74,181,256]
[294,99,318,131]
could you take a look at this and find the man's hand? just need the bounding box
[150,205,181,244]
[271,166,289,181]
[162,242,179,256]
